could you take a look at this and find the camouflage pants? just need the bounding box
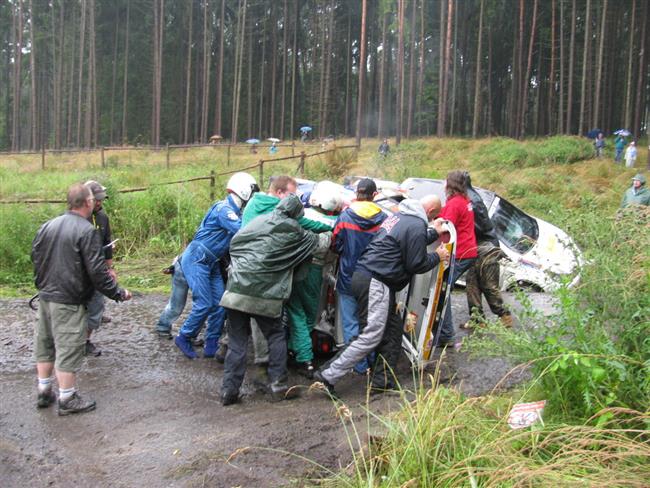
[465,250,508,319]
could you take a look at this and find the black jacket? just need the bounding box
[467,186,499,247]
[90,208,113,260]
[32,211,124,305]
[356,199,440,291]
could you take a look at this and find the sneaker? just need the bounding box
[156,330,173,340]
[295,361,315,379]
[85,340,102,357]
[57,392,96,416]
[101,315,112,324]
[221,390,239,406]
[203,338,219,358]
[37,389,56,408]
[174,334,197,359]
[313,370,338,400]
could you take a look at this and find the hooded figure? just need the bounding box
[621,174,650,208]
[219,195,331,406]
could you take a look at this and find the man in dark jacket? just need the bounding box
[31,183,132,415]
[462,173,513,328]
[314,196,449,396]
[83,180,115,356]
[219,194,331,405]
[332,178,386,374]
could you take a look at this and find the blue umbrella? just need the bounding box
[245,138,260,144]
[300,126,312,132]
[614,129,631,136]
[586,128,602,139]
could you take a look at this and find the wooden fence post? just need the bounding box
[291,141,295,157]
[258,160,264,185]
[227,144,231,165]
[299,151,306,177]
[41,146,45,170]
[210,170,216,201]
[101,146,105,168]
[166,143,170,169]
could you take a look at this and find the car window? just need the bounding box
[491,197,539,253]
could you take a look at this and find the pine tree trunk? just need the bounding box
[624,0,636,130]
[321,1,334,137]
[377,10,388,138]
[396,0,405,144]
[109,14,119,144]
[214,0,225,137]
[11,1,24,151]
[200,0,210,143]
[28,0,37,149]
[436,0,445,137]
[472,0,484,138]
[279,0,288,138]
[343,11,351,135]
[416,0,426,135]
[566,0,576,133]
[440,0,453,136]
[633,0,647,137]
[184,1,193,144]
[519,0,538,138]
[547,0,556,134]
[76,0,86,147]
[449,0,459,134]
[355,0,367,147]
[593,0,607,128]
[558,0,565,133]
[289,0,298,139]
[258,15,267,137]
[406,0,417,138]
[121,0,130,143]
[578,0,591,135]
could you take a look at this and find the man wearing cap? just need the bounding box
[621,174,650,208]
[84,180,115,357]
[331,178,386,374]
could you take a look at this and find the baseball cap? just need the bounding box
[84,180,108,200]
[632,174,646,184]
[356,178,377,196]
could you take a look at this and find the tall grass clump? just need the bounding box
[468,206,650,422]
[321,379,649,487]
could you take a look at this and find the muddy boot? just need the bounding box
[156,330,173,340]
[85,340,101,357]
[214,344,227,364]
[174,333,197,359]
[295,361,315,379]
[221,390,239,406]
[37,389,56,409]
[203,338,218,358]
[500,314,514,328]
[269,381,298,402]
[58,392,96,416]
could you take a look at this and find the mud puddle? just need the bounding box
[0,292,554,487]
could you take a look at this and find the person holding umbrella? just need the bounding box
[614,133,627,163]
[300,126,312,143]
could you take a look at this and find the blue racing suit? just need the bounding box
[179,195,242,341]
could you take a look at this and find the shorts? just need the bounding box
[35,299,88,373]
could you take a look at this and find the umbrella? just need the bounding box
[614,129,631,136]
[586,128,602,139]
[245,138,260,144]
[267,137,281,143]
[300,126,312,132]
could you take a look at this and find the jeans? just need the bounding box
[156,260,189,333]
[439,257,478,344]
[222,308,288,395]
[178,242,226,342]
[338,291,371,374]
[615,148,623,162]
[86,290,105,331]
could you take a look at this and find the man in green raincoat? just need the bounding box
[219,194,332,405]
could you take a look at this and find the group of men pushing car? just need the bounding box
[31,169,512,414]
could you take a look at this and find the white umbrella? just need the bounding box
[267,138,281,143]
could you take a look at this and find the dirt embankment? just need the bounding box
[0,293,553,487]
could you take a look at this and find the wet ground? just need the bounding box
[0,292,554,487]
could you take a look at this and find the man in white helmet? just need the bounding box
[286,181,343,378]
[174,172,259,359]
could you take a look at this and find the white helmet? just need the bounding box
[309,181,343,213]
[227,172,259,202]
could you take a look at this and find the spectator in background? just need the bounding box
[594,133,605,158]
[624,141,637,168]
[614,134,626,163]
[620,174,650,208]
[378,139,390,157]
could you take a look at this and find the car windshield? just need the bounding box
[491,197,539,253]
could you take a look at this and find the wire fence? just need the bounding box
[0,145,358,205]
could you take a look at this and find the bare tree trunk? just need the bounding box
[633,0,647,137]
[396,0,405,144]
[109,14,120,144]
[449,0,459,134]
[487,26,494,134]
[214,0,225,136]
[66,5,77,147]
[28,0,37,149]
[321,1,334,137]
[519,0,538,138]
[246,14,253,137]
[200,0,210,143]
[121,0,130,143]
[377,10,388,138]
[87,0,97,147]
[558,0,565,133]
[472,0,484,138]
[436,0,446,137]
[566,0,576,133]
[355,0,367,147]
[624,0,636,130]
[184,1,193,143]
[439,0,453,137]
[416,0,425,135]
[513,0,524,137]
[279,0,288,138]
[269,4,277,136]
[231,0,247,143]
[406,0,417,138]
[343,11,351,135]
[258,14,267,136]
[593,0,607,128]
[578,0,591,135]
[548,0,556,134]
[53,2,65,149]
[12,0,24,151]
[289,0,298,139]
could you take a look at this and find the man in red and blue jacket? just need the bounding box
[332,179,387,373]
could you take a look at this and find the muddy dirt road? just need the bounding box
[0,293,553,487]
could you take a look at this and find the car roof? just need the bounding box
[400,177,496,208]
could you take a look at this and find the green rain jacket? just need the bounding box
[621,174,650,208]
[220,194,332,318]
[242,192,332,232]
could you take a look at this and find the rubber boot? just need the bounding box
[500,314,514,328]
[174,333,197,359]
[204,338,219,358]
